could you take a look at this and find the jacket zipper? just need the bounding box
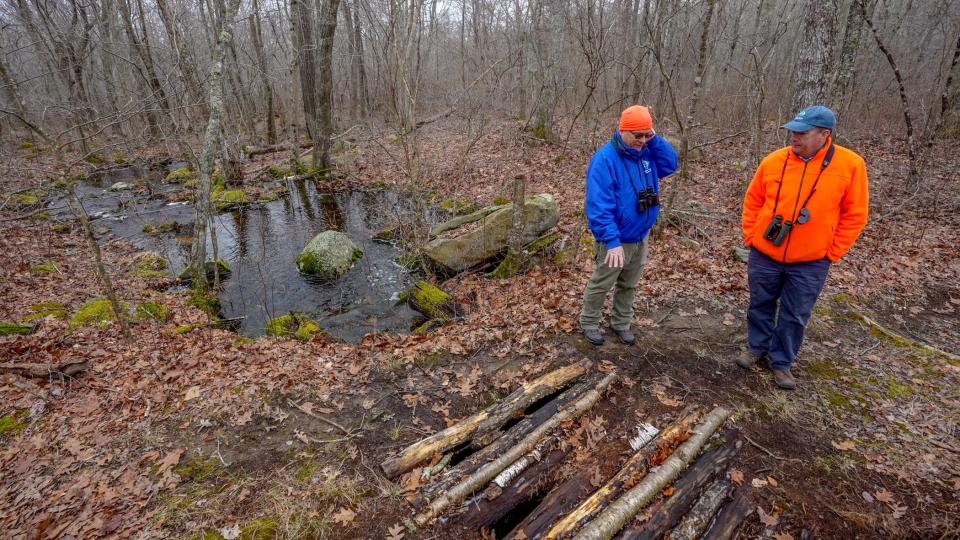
[781,156,809,263]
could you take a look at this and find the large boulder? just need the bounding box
[424,193,559,273]
[296,230,362,280]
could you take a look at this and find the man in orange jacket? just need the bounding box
[739,105,869,389]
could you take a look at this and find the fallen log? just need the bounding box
[460,444,571,530]
[413,374,600,509]
[415,371,617,526]
[381,360,589,479]
[245,141,313,158]
[850,311,959,362]
[0,360,89,378]
[619,430,742,540]
[699,485,752,540]
[539,409,701,539]
[572,406,732,540]
[667,479,731,540]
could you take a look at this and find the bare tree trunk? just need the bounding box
[530,0,561,141]
[930,31,960,140]
[793,0,835,110]
[830,0,865,114]
[188,0,242,288]
[156,0,207,119]
[292,0,320,167]
[859,0,919,182]
[250,0,277,144]
[313,0,343,171]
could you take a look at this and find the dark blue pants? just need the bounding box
[747,248,831,371]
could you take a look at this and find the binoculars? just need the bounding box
[763,215,793,246]
[636,188,660,213]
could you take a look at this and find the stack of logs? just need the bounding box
[380,360,753,539]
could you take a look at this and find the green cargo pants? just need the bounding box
[579,238,649,331]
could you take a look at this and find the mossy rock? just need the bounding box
[30,262,59,274]
[19,141,34,150]
[405,281,454,321]
[135,302,171,323]
[112,152,128,164]
[439,197,478,216]
[52,223,71,234]
[0,409,29,438]
[165,167,197,184]
[108,181,134,192]
[178,259,231,283]
[493,196,510,206]
[142,221,180,235]
[212,189,251,210]
[0,321,34,335]
[83,154,105,165]
[23,301,68,321]
[68,298,128,331]
[266,313,324,341]
[296,231,362,280]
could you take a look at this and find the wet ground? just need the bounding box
[52,163,429,340]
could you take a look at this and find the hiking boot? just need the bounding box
[583,328,604,346]
[772,369,797,390]
[612,327,636,345]
[736,350,762,369]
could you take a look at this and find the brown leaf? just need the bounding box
[767,475,779,487]
[873,489,895,503]
[662,486,675,497]
[157,448,184,473]
[730,469,744,486]
[332,507,356,525]
[63,437,84,456]
[831,440,856,451]
[232,410,253,426]
[773,533,795,540]
[386,523,405,540]
[757,506,780,527]
[184,386,202,401]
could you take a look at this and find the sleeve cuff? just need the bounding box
[605,239,622,249]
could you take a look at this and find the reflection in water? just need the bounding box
[58,170,430,341]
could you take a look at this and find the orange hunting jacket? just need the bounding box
[742,138,869,263]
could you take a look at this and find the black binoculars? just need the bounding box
[636,188,660,213]
[763,215,793,246]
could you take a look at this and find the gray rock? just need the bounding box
[108,181,134,192]
[424,193,559,273]
[732,246,750,263]
[296,230,363,280]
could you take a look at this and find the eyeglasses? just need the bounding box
[626,130,654,140]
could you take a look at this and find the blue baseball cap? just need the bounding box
[782,105,836,132]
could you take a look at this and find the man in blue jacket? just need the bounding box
[580,105,678,345]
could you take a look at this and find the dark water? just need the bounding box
[56,164,427,341]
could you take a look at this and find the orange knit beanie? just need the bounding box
[620,105,653,131]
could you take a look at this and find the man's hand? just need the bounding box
[604,246,625,268]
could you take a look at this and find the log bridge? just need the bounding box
[379,360,753,539]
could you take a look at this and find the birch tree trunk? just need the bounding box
[187,0,242,288]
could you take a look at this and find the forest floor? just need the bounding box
[1,120,958,539]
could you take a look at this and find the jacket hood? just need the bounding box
[612,132,644,160]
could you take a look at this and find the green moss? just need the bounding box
[295,463,316,483]
[266,313,322,341]
[439,197,477,216]
[885,378,916,399]
[19,141,34,150]
[23,301,68,321]
[406,281,452,321]
[213,189,251,210]
[183,531,224,540]
[165,167,196,183]
[174,456,221,482]
[175,324,201,334]
[805,358,844,380]
[493,196,510,206]
[69,298,127,330]
[267,165,292,179]
[112,152,127,164]
[0,321,34,335]
[30,262,59,274]
[188,292,221,318]
[83,153,105,165]
[131,253,169,278]
[142,221,180,235]
[821,387,854,417]
[239,518,279,540]
[832,292,864,305]
[135,302,171,323]
[0,409,29,438]
[13,194,39,207]
[52,223,71,234]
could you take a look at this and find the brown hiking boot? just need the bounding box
[772,369,797,390]
[736,350,761,369]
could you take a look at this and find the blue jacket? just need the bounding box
[585,133,678,248]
